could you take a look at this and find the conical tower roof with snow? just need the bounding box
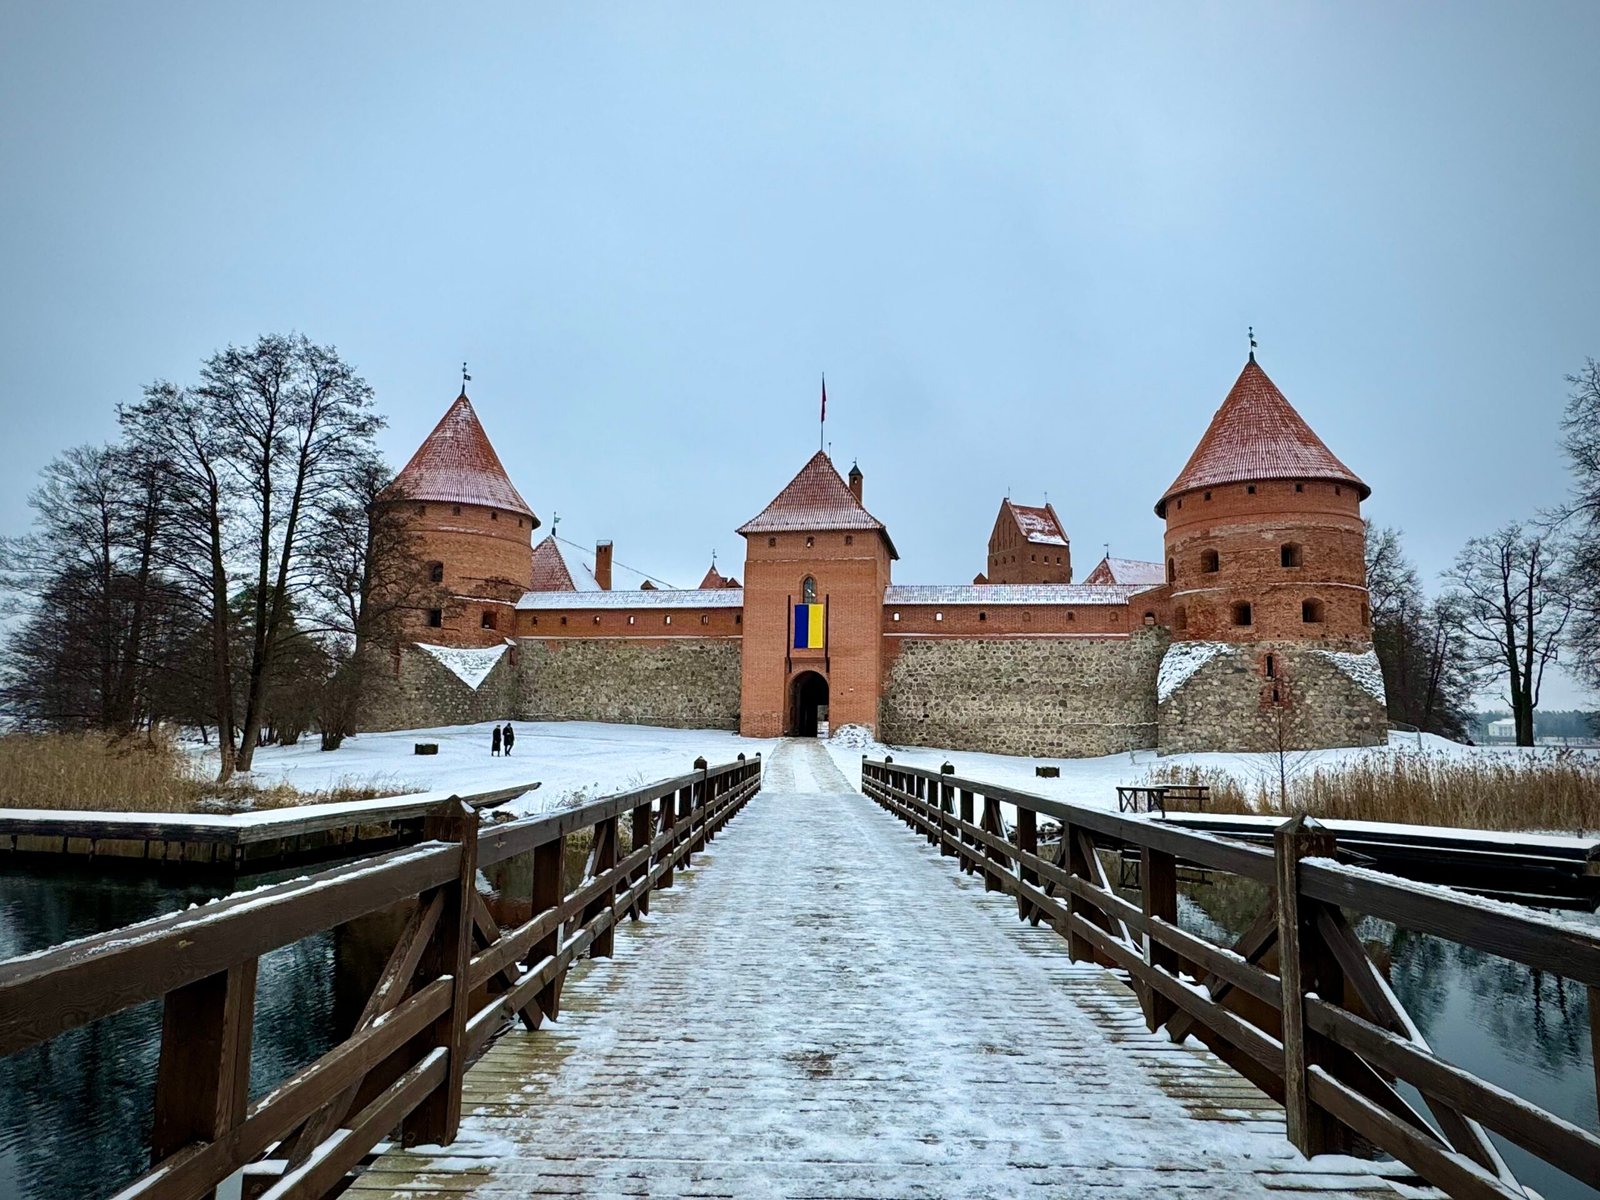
[1155,358,1368,517]
[381,390,537,524]
[737,451,897,558]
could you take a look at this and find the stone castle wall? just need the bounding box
[878,629,1170,758]
[516,638,742,730]
[1157,639,1386,755]
[359,643,521,733]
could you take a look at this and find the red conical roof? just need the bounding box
[1155,359,1368,516]
[380,391,537,522]
[737,451,898,558]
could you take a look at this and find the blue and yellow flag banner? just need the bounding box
[793,603,825,650]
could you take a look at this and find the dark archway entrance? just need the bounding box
[788,671,829,737]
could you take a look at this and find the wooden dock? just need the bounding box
[0,783,533,869]
[348,743,1417,1199]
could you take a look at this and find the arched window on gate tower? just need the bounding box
[802,576,817,604]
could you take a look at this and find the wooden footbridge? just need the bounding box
[4,740,1600,1199]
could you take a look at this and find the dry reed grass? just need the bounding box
[1145,749,1600,833]
[0,730,401,814]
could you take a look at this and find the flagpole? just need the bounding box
[820,372,826,453]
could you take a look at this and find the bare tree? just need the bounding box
[1442,523,1571,747]
[198,334,382,771]
[0,444,171,732]
[120,383,243,778]
[1560,358,1600,690]
[1364,523,1475,739]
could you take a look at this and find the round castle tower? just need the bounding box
[377,388,538,647]
[1153,357,1385,753]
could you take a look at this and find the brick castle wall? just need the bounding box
[880,628,1169,758]
[1157,639,1386,754]
[358,642,521,733]
[517,639,742,729]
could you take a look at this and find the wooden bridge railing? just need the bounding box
[863,756,1600,1200]
[0,753,761,1200]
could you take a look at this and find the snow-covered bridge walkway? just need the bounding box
[350,739,1405,1199]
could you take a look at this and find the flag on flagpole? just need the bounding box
[821,375,827,425]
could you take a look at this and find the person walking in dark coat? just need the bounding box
[491,725,502,756]
[502,723,515,755]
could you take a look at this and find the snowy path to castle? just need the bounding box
[350,739,1404,1199]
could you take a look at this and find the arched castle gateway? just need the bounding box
[362,357,1387,755]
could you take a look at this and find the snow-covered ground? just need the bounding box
[194,722,777,818]
[190,718,1587,826]
[821,723,1584,814]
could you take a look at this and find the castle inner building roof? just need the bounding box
[1083,556,1167,586]
[529,535,601,591]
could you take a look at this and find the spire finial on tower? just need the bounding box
[460,360,472,396]
[1248,326,1257,364]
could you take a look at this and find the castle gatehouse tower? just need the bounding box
[1154,356,1385,753]
[736,452,897,738]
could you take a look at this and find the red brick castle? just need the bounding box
[363,355,1386,756]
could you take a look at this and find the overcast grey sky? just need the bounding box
[2,3,1596,706]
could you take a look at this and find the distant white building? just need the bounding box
[1487,718,1516,741]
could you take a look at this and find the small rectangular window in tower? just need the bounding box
[1295,483,1304,493]
[560,616,567,626]
[481,610,496,629]
[700,614,709,625]
[1302,598,1325,623]
[1265,653,1276,679]
[628,615,636,625]
[978,611,987,622]
[935,611,943,621]
[845,535,853,545]
[1281,543,1302,568]
[452,504,460,515]
[1246,485,1256,495]
[428,561,444,583]
[768,537,777,548]
[593,614,601,624]
[805,536,814,548]
[1204,491,1212,501]
[490,510,498,520]
[426,608,443,628]
[664,615,672,625]
[1231,601,1253,626]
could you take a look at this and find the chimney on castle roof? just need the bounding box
[848,461,863,504]
[594,540,613,591]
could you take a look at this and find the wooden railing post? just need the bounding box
[681,777,697,868]
[588,816,620,959]
[959,788,976,874]
[657,791,678,890]
[1017,807,1039,923]
[1275,815,1344,1158]
[1141,847,1178,1031]
[150,959,256,1178]
[630,800,653,918]
[981,794,1005,892]
[938,764,956,856]
[1063,820,1094,962]
[529,833,565,1020]
[403,798,476,1148]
